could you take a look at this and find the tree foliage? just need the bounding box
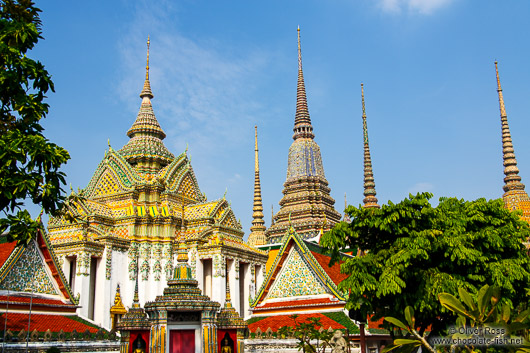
[383,285,530,353]
[320,193,530,337]
[278,315,335,353]
[0,0,70,244]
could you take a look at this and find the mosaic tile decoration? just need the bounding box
[0,241,57,295]
[266,247,327,300]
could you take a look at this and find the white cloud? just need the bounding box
[116,1,268,159]
[408,182,434,194]
[378,0,453,15]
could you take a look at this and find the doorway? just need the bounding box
[169,329,195,353]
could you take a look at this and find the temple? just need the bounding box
[264,28,341,245]
[47,37,267,330]
[494,61,530,223]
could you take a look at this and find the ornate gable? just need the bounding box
[252,228,346,307]
[265,247,327,300]
[84,149,139,199]
[0,230,73,300]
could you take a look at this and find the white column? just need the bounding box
[211,254,225,305]
[242,263,251,319]
[75,252,91,319]
[229,259,240,314]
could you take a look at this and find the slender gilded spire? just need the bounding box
[293,27,314,140]
[248,126,266,247]
[132,260,140,308]
[495,61,525,193]
[343,193,351,222]
[361,84,379,208]
[140,36,153,99]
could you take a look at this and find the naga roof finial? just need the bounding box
[361,83,379,209]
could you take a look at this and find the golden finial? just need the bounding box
[254,125,259,172]
[146,35,150,80]
[140,36,154,99]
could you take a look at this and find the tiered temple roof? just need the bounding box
[265,28,341,244]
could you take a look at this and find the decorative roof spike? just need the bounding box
[248,126,266,247]
[271,205,275,225]
[495,61,525,193]
[140,35,153,99]
[361,83,379,209]
[180,205,186,235]
[132,260,141,308]
[293,27,314,140]
[343,193,351,223]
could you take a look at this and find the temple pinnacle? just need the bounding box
[361,83,379,208]
[132,259,140,308]
[495,61,525,193]
[140,36,153,99]
[293,27,314,140]
[248,126,266,247]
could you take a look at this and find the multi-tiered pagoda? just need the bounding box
[264,28,341,245]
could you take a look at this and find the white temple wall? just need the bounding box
[93,252,109,328]
[256,264,264,291]
[202,259,212,298]
[195,253,204,293]
[211,257,226,306]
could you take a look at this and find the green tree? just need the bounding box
[383,285,530,353]
[320,193,530,338]
[278,315,335,353]
[0,0,70,244]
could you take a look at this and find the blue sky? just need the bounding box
[30,0,530,238]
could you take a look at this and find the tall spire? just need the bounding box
[293,27,314,140]
[120,36,174,173]
[248,126,266,247]
[265,28,341,243]
[361,84,379,208]
[140,35,153,99]
[495,61,525,193]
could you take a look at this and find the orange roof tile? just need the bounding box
[249,313,345,333]
[0,313,99,333]
[254,297,340,311]
[0,295,73,307]
[0,240,17,268]
[310,250,348,286]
